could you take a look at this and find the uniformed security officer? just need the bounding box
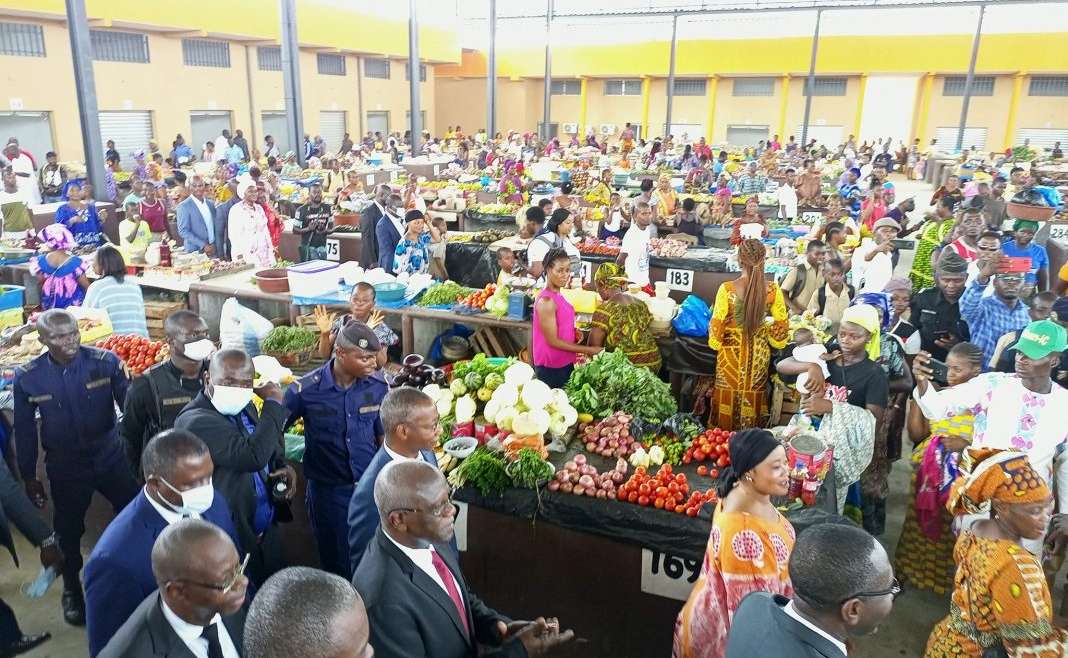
[120,310,212,480]
[284,321,387,578]
[14,309,139,625]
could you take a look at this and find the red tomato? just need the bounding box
[709,468,719,478]
[697,465,709,477]
[638,495,650,507]
[664,495,676,509]
[675,473,686,484]
[616,490,627,501]
[638,483,651,497]
[674,504,686,513]
[686,507,699,517]
[693,450,706,461]
[717,455,729,468]
[682,454,692,465]
[655,486,668,497]
[627,492,638,503]
[654,497,665,509]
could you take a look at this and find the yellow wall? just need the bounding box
[359,59,435,136]
[924,74,1013,151]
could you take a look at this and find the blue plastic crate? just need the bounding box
[0,286,24,312]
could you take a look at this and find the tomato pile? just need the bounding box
[683,427,733,477]
[458,284,497,311]
[578,243,620,257]
[96,334,168,376]
[617,464,717,516]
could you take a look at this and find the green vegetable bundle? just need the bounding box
[507,448,555,489]
[565,350,677,423]
[451,447,510,497]
[261,326,318,354]
[452,353,512,383]
[418,281,474,307]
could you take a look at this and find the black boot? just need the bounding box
[61,579,85,627]
[0,632,51,657]
[861,497,877,535]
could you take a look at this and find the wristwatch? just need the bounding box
[40,533,57,548]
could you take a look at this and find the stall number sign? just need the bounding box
[433,165,440,176]
[325,238,341,262]
[579,260,593,284]
[365,174,375,187]
[1049,223,1068,242]
[640,549,700,601]
[664,268,694,292]
[802,211,824,224]
[454,502,468,552]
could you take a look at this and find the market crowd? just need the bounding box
[0,122,1066,658]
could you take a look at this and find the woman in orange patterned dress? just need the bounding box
[925,448,1067,657]
[707,239,789,431]
[673,429,794,658]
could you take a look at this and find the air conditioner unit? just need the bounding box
[562,122,578,134]
[600,124,616,136]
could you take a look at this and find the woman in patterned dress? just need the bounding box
[588,263,661,371]
[925,448,1067,657]
[895,342,983,595]
[673,429,794,658]
[707,239,790,430]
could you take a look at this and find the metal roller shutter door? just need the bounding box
[796,125,843,148]
[319,111,346,156]
[725,125,768,147]
[0,112,53,161]
[1015,128,1068,154]
[261,112,290,155]
[190,111,231,155]
[98,111,153,168]
[366,112,389,137]
[933,127,987,153]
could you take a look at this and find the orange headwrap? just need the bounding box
[947,448,1050,516]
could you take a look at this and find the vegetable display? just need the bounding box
[507,448,555,489]
[418,281,474,307]
[683,427,733,473]
[565,350,677,423]
[618,464,716,516]
[96,334,168,376]
[457,284,498,311]
[581,412,638,458]
[261,326,318,354]
[447,446,510,497]
[547,454,628,499]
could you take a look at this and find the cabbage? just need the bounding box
[503,362,535,387]
[454,395,477,423]
[436,398,453,417]
[439,389,454,403]
[520,380,552,410]
[557,403,577,427]
[422,384,443,403]
[549,388,570,412]
[497,407,516,432]
[527,408,551,435]
[512,412,539,437]
[491,382,519,407]
[548,414,570,437]
[483,398,501,424]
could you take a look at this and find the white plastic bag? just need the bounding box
[219,297,274,356]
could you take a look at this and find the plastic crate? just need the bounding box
[0,285,24,312]
[0,307,22,330]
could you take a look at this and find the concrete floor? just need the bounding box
[0,173,974,658]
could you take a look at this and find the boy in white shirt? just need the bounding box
[776,167,799,221]
[617,201,655,288]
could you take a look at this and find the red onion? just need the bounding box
[555,471,570,483]
[560,482,573,494]
[564,461,577,472]
[585,442,596,452]
[574,454,588,466]
[595,489,607,499]
[548,480,561,492]
[573,485,586,496]
[578,474,595,489]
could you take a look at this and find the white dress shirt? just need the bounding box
[144,488,200,524]
[776,183,798,220]
[212,135,229,162]
[160,599,240,658]
[384,531,452,597]
[783,601,847,656]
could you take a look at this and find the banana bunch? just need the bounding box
[437,449,459,475]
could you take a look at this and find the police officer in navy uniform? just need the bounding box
[284,321,387,579]
[14,309,139,625]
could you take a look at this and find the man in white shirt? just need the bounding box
[3,141,39,205]
[912,319,1068,554]
[97,519,247,658]
[618,201,655,288]
[776,167,799,221]
[850,217,899,293]
[213,130,231,162]
[263,135,279,159]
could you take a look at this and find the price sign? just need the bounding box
[433,165,440,176]
[390,169,399,181]
[640,549,700,601]
[579,260,593,284]
[453,501,469,552]
[365,174,375,187]
[802,211,824,224]
[664,268,694,292]
[325,238,340,262]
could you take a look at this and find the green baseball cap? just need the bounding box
[1016,320,1068,359]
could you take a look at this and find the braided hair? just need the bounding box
[949,341,984,370]
[737,239,768,335]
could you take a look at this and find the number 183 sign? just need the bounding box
[664,268,694,292]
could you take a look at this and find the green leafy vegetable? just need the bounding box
[418,281,475,307]
[261,326,318,353]
[565,350,677,422]
[451,447,510,497]
[507,448,555,489]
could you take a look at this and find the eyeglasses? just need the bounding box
[994,274,1024,282]
[841,577,902,604]
[390,496,457,519]
[177,553,250,593]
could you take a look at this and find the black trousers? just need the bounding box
[48,458,138,588]
[0,597,20,648]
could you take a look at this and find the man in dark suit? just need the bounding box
[85,429,240,657]
[359,184,390,268]
[353,460,573,658]
[212,180,239,260]
[244,566,373,658]
[175,176,218,255]
[174,349,296,587]
[374,195,405,274]
[99,518,248,658]
[347,387,439,573]
[726,523,898,658]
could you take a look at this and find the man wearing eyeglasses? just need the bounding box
[84,430,240,657]
[354,460,574,658]
[726,523,897,658]
[98,518,248,658]
[959,254,1032,367]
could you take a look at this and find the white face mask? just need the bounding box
[209,385,254,416]
[182,339,215,362]
[157,476,215,516]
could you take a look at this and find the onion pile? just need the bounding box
[581,412,637,458]
[547,454,628,499]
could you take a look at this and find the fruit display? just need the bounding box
[683,427,733,474]
[469,229,515,244]
[96,334,168,376]
[581,411,638,458]
[578,238,621,257]
[417,281,475,306]
[547,454,628,499]
[457,283,497,310]
[649,238,689,258]
[469,203,520,216]
[618,464,716,515]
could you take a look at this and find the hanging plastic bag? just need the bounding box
[219,297,275,356]
[671,295,711,338]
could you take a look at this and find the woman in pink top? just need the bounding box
[138,183,169,240]
[860,185,888,232]
[533,249,601,388]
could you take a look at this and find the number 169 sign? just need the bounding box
[664,268,694,292]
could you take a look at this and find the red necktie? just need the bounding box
[430,550,470,637]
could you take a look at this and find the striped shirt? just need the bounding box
[959,279,1031,368]
[84,276,149,337]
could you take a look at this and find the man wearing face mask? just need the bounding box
[13,309,139,626]
[175,348,296,586]
[84,430,239,657]
[285,322,387,579]
[726,523,898,657]
[122,311,214,481]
